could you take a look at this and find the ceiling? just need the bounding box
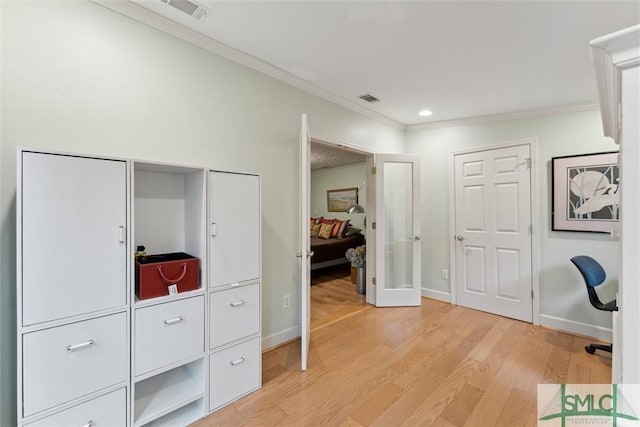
[111,0,639,127]
[310,143,366,170]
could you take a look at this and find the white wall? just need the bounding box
[311,163,367,232]
[406,109,619,334]
[0,1,405,424]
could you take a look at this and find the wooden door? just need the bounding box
[453,144,533,322]
[299,114,312,370]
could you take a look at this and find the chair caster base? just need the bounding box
[585,343,612,355]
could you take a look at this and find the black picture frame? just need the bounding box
[551,151,619,233]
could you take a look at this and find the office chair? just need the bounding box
[570,255,618,355]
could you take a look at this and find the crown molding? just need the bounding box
[90,0,405,131]
[405,102,601,132]
[589,25,640,143]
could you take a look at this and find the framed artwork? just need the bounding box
[551,151,619,233]
[327,187,358,212]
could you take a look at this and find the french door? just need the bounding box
[374,154,421,307]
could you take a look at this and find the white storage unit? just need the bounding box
[590,25,640,384]
[131,161,208,426]
[208,171,262,412]
[18,152,262,427]
[17,150,130,426]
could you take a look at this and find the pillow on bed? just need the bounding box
[318,222,334,239]
[344,226,362,237]
[310,222,322,237]
[320,218,336,225]
[332,219,350,238]
[310,217,323,224]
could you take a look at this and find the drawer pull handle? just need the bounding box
[229,300,245,307]
[66,339,95,352]
[230,357,245,366]
[81,420,94,427]
[163,316,183,325]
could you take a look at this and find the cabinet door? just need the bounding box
[209,283,260,349]
[25,388,126,427]
[209,338,260,411]
[21,152,127,325]
[134,296,205,376]
[209,172,260,288]
[22,313,128,417]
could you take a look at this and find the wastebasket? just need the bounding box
[356,265,366,295]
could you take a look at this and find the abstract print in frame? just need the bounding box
[552,151,619,233]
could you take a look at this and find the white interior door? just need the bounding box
[375,154,421,307]
[453,144,533,322]
[298,114,312,371]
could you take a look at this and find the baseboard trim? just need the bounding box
[262,325,301,352]
[421,288,451,303]
[540,314,612,342]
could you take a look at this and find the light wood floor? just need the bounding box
[194,299,611,426]
[310,264,368,331]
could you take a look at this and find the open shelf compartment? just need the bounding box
[132,161,207,303]
[134,358,205,426]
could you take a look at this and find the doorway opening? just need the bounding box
[309,140,372,331]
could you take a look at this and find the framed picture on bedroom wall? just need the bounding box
[327,187,358,212]
[551,151,619,233]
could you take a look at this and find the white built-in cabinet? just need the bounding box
[131,161,208,426]
[590,25,640,385]
[208,171,261,411]
[17,150,130,426]
[17,150,262,427]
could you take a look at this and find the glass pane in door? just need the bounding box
[383,162,414,290]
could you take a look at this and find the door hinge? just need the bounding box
[372,166,377,175]
[518,157,532,169]
[529,224,533,234]
[531,290,534,299]
[372,277,376,285]
[372,222,376,230]
[618,102,623,131]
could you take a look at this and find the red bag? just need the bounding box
[136,252,200,300]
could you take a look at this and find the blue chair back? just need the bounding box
[570,255,606,288]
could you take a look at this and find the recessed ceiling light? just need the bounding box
[419,110,433,117]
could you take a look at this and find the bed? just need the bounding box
[310,233,365,270]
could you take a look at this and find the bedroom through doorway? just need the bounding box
[309,141,371,331]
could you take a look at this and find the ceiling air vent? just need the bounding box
[161,0,210,20]
[359,93,381,103]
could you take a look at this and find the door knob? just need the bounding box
[456,235,464,241]
[414,236,421,241]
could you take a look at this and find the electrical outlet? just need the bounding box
[283,294,290,308]
[441,269,449,280]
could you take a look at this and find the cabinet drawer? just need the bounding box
[209,283,260,349]
[135,296,204,376]
[25,388,126,427]
[22,313,128,417]
[209,337,260,411]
